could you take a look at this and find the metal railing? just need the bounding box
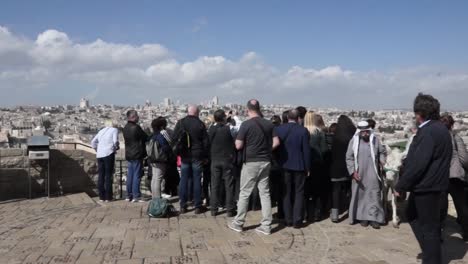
[116,159,125,199]
[52,141,95,151]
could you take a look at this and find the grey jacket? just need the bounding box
[450,133,468,181]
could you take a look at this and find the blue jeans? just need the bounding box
[127,160,143,200]
[180,161,203,208]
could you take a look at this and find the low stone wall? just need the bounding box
[0,149,98,201]
[0,148,152,201]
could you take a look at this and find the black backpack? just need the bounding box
[172,119,191,155]
[146,136,169,164]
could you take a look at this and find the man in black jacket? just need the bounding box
[123,110,149,203]
[208,109,236,217]
[173,105,210,214]
[395,93,452,264]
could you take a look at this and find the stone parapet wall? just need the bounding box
[0,149,99,201]
[0,148,151,201]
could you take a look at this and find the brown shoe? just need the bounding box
[195,207,205,215]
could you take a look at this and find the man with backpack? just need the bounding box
[208,109,236,217]
[172,105,210,214]
[275,109,311,228]
[123,110,148,203]
[228,99,280,235]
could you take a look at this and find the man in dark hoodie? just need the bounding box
[123,110,148,203]
[395,93,452,264]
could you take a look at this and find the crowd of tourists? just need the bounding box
[91,93,468,264]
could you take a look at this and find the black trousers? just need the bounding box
[97,153,115,200]
[283,170,306,225]
[407,192,442,264]
[309,163,330,214]
[164,161,179,196]
[270,166,284,218]
[202,162,211,204]
[233,164,241,202]
[331,181,351,212]
[441,178,468,236]
[210,160,235,213]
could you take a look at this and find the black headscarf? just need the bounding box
[330,115,356,180]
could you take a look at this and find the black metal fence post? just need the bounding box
[120,160,123,199]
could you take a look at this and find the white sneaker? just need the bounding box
[228,222,243,233]
[161,194,172,199]
[255,226,271,235]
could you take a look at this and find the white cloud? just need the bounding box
[0,25,467,109]
[31,29,169,71]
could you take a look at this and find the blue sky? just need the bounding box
[3,0,468,70]
[1,0,468,108]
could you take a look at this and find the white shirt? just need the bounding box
[91,127,119,158]
[230,116,243,137]
[419,120,431,128]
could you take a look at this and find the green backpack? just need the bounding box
[147,198,174,218]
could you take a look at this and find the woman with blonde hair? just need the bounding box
[304,111,329,222]
[202,115,214,207]
[314,114,327,132]
[204,116,214,129]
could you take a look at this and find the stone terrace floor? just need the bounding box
[0,193,467,264]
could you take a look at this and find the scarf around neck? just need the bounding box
[352,129,380,181]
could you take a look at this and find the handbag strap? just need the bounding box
[453,133,459,152]
[252,117,269,142]
[180,118,191,148]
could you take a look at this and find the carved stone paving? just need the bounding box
[0,193,467,263]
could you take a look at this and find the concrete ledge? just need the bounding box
[0,148,25,157]
[0,155,25,168]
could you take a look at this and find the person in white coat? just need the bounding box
[91,120,119,202]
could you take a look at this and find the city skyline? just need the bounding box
[3,96,464,112]
[1,1,468,109]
